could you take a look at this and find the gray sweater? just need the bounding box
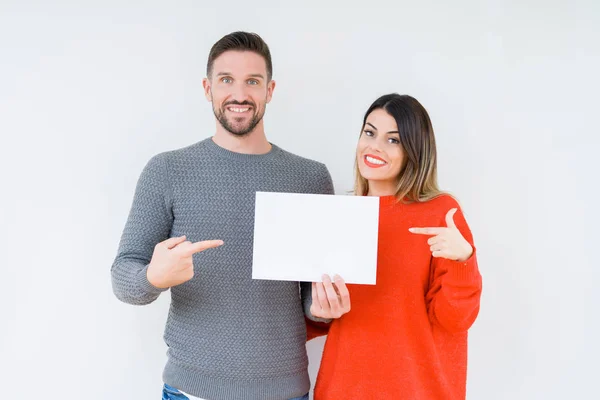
[111,138,334,400]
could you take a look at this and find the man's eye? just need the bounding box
[221,77,232,83]
[248,79,259,85]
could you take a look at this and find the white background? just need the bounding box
[0,1,598,399]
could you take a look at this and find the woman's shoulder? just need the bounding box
[411,192,462,211]
[428,193,461,208]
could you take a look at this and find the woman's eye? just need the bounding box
[388,138,400,144]
[364,130,374,137]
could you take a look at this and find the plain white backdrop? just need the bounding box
[0,1,598,399]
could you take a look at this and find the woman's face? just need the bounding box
[356,109,405,192]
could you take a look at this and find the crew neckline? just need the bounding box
[204,137,280,161]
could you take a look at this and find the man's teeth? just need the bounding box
[366,156,386,165]
[229,107,250,113]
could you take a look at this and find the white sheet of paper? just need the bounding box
[252,191,379,285]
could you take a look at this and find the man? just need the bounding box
[111,31,336,400]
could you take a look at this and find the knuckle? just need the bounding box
[173,252,184,261]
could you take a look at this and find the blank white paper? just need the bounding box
[252,192,379,285]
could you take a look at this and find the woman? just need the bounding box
[307,93,482,400]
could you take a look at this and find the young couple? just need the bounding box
[111,31,482,400]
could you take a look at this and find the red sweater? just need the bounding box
[309,194,482,400]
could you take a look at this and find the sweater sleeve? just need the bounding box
[314,163,335,195]
[110,153,173,305]
[425,206,482,333]
[302,282,332,341]
[301,282,333,323]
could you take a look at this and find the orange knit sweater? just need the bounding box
[309,194,482,400]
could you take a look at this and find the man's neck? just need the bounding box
[212,123,272,155]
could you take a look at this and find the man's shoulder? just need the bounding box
[273,145,328,172]
[148,139,210,164]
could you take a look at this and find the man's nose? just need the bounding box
[229,82,250,103]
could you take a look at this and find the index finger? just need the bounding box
[183,239,224,255]
[408,227,445,235]
[333,275,351,309]
[322,275,341,314]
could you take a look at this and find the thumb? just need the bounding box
[445,208,458,228]
[161,235,187,249]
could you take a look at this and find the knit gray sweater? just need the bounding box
[111,138,334,400]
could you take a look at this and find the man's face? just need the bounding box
[203,51,275,136]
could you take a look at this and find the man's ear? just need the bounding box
[266,79,276,103]
[202,77,212,102]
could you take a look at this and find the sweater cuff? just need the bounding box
[445,250,479,282]
[307,314,333,324]
[303,292,333,323]
[137,264,169,296]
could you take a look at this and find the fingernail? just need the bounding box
[408,228,415,232]
[333,274,342,281]
[322,274,331,282]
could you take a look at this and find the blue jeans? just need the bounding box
[162,383,309,400]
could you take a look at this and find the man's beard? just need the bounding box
[213,100,265,136]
